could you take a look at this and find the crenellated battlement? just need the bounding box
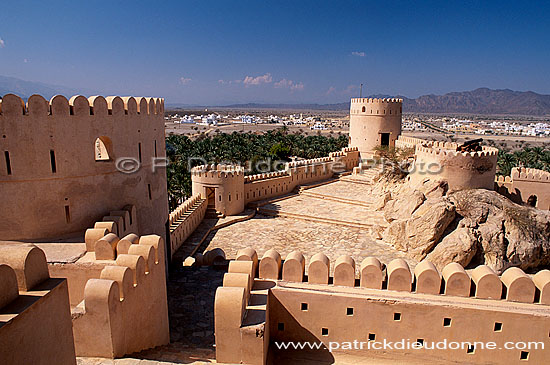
[395,135,426,149]
[511,167,550,182]
[0,93,164,117]
[244,170,289,182]
[226,247,550,305]
[287,156,333,168]
[72,233,170,357]
[216,247,550,365]
[190,164,245,178]
[350,97,403,104]
[414,143,499,159]
[0,243,77,364]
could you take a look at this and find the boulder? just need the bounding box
[403,198,456,260]
[383,190,425,222]
[426,226,478,270]
[372,191,392,211]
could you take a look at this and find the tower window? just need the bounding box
[362,106,366,112]
[4,151,12,175]
[50,150,57,173]
[154,140,158,158]
[95,136,112,161]
[147,184,152,200]
[64,205,71,223]
[138,143,142,163]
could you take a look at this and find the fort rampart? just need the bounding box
[215,247,550,365]
[394,136,499,191]
[0,93,168,242]
[495,167,550,210]
[0,243,76,365]
[191,147,359,216]
[169,193,208,256]
[72,234,169,357]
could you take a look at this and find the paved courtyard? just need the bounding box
[203,214,414,277]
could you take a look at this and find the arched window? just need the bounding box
[362,106,366,112]
[95,136,113,161]
[527,195,537,207]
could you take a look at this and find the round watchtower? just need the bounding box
[349,98,402,158]
[191,164,245,216]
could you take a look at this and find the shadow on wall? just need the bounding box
[268,291,335,364]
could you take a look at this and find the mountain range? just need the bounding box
[1,75,550,116]
[223,88,550,116]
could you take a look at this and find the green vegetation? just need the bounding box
[166,128,348,209]
[497,146,550,176]
[373,145,416,180]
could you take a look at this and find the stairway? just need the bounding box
[169,198,206,233]
[205,207,225,219]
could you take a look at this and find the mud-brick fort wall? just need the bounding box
[190,147,359,216]
[0,94,168,241]
[191,165,245,216]
[496,167,550,210]
[349,98,402,158]
[215,248,550,365]
[409,140,499,191]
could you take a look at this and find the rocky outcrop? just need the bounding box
[379,176,550,273]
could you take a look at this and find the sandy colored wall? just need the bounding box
[496,167,550,210]
[0,244,76,365]
[349,98,402,158]
[72,234,169,357]
[0,94,168,242]
[269,284,549,364]
[410,142,499,191]
[395,135,426,149]
[47,204,142,306]
[191,165,245,216]
[215,248,550,364]
[169,194,208,256]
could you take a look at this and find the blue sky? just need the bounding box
[0,0,549,104]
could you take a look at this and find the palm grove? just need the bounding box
[165,128,550,210]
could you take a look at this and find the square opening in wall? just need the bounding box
[347,307,354,316]
[393,312,401,321]
[368,333,376,341]
[301,303,308,311]
[416,339,424,348]
[277,323,284,331]
[520,351,529,360]
[467,344,475,354]
[443,318,452,327]
[322,328,329,336]
[494,322,503,332]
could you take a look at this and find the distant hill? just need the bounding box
[0,75,97,100]
[2,75,549,116]
[402,88,550,116]
[222,89,550,116]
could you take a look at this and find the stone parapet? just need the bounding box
[0,243,76,365]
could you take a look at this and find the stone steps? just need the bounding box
[299,190,375,208]
[169,200,206,232]
[257,207,387,229]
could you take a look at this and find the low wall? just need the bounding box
[215,247,550,364]
[72,234,169,357]
[395,135,427,149]
[47,205,140,306]
[244,159,335,203]
[169,194,208,257]
[0,243,76,365]
[496,167,550,210]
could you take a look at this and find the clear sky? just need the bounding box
[1,0,549,104]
